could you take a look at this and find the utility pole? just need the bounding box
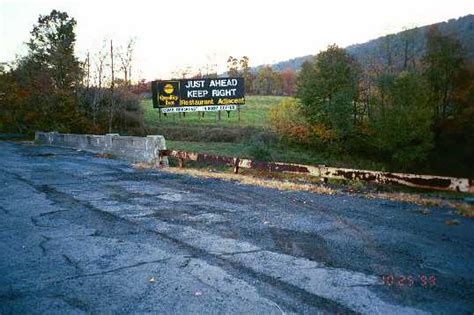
[109,40,115,133]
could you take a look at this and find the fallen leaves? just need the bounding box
[445,219,460,226]
[95,153,114,159]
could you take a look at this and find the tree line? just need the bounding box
[0,10,144,135]
[172,56,298,96]
[226,56,297,96]
[270,26,474,176]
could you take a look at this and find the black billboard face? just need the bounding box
[152,77,245,109]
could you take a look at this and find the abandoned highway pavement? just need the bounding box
[0,141,473,314]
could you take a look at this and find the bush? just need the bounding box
[268,98,311,143]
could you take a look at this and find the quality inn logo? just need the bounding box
[164,83,174,94]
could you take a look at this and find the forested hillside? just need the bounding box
[265,15,474,72]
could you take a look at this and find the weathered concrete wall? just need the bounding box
[35,132,167,166]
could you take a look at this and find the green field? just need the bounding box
[142,95,285,128]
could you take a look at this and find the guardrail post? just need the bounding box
[233,157,239,174]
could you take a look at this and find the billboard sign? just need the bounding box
[152,77,245,112]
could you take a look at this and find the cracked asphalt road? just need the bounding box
[0,141,473,314]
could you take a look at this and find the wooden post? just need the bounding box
[233,158,239,174]
[238,104,241,124]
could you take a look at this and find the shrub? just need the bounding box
[269,98,311,143]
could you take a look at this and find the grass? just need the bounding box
[142,95,285,128]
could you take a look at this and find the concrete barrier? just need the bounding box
[35,132,168,166]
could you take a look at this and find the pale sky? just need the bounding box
[1,0,473,81]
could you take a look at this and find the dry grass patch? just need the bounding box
[456,205,474,218]
[161,167,336,195]
[368,192,474,217]
[132,162,155,169]
[133,164,473,217]
[368,192,444,207]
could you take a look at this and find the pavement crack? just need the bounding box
[62,254,83,274]
[59,257,172,282]
[38,235,52,255]
[39,209,69,217]
[30,216,55,228]
[53,295,90,313]
[217,249,263,256]
[178,258,191,269]
[0,205,9,214]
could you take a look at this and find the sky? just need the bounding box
[1,0,473,81]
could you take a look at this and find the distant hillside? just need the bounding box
[258,14,474,72]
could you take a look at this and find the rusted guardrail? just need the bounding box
[159,150,473,193]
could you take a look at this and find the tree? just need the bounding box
[253,65,281,95]
[227,56,239,77]
[11,10,86,133]
[371,71,433,169]
[401,27,418,71]
[239,56,254,93]
[378,34,395,74]
[280,68,296,95]
[27,10,81,90]
[423,26,465,119]
[117,38,135,87]
[296,45,361,143]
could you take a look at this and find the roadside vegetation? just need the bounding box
[0,10,145,137]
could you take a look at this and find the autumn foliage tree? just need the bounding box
[0,10,88,133]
